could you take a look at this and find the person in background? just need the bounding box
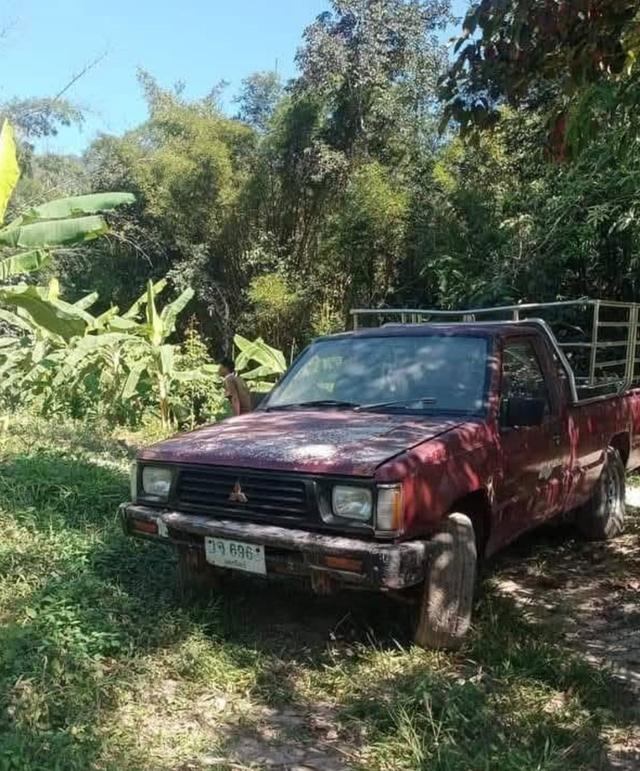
[218,357,252,416]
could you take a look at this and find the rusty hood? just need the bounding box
[138,410,462,476]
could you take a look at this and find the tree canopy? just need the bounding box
[8,0,640,364]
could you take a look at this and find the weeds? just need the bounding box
[0,416,637,769]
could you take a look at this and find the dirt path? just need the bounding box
[492,488,640,769]
[494,499,639,693]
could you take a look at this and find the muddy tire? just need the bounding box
[577,447,625,541]
[176,545,222,598]
[413,512,477,651]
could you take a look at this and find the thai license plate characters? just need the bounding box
[204,537,266,575]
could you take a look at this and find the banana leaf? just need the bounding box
[123,278,167,319]
[21,192,135,221]
[173,366,220,383]
[0,215,108,248]
[160,287,194,337]
[106,314,140,332]
[0,249,49,280]
[74,292,99,311]
[0,307,34,333]
[234,334,286,374]
[146,281,165,347]
[0,120,19,223]
[122,360,147,399]
[157,343,174,375]
[51,332,133,386]
[0,285,89,340]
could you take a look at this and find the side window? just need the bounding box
[501,341,551,416]
[551,349,573,404]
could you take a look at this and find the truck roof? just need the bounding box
[318,321,540,342]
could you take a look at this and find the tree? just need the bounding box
[77,73,257,345]
[322,161,409,311]
[441,1,640,154]
[235,71,283,132]
[297,0,450,161]
[2,97,83,140]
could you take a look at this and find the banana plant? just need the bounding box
[118,280,199,427]
[0,282,105,401]
[45,279,207,428]
[234,333,287,392]
[0,119,134,336]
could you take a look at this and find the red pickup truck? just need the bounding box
[120,301,638,649]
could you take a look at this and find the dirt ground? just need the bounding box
[494,491,640,696]
[491,487,640,771]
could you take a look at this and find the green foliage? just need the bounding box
[130,71,254,243]
[297,0,450,159]
[324,161,410,310]
[244,272,306,351]
[235,71,283,131]
[0,270,287,431]
[1,96,84,139]
[234,332,286,393]
[176,318,227,428]
[0,417,636,769]
[11,0,640,372]
[442,1,640,154]
[0,120,134,347]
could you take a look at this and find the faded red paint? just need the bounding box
[138,411,463,477]
[137,323,640,556]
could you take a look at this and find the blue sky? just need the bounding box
[5,0,470,155]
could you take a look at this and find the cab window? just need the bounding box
[501,341,551,416]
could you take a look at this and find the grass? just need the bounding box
[0,416,637,770]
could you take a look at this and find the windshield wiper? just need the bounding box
[266,399,360,411]
[355,397,437,412]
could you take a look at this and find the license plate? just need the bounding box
[204,537,266,575]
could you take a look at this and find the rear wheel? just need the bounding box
[576,447,625,540]
[413,513,477,650]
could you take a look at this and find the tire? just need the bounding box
[176,545,222,598]
[576,446,626,541]
[413,512,477,651]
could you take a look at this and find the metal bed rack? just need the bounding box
[351,300,640,398]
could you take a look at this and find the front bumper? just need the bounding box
[120,503,430,590]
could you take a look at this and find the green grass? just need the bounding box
[0,416,637,770]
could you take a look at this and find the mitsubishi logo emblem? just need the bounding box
[229,481,248,504]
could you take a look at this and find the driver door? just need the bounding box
[494,337,571,548]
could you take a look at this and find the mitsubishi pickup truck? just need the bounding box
[120,300,639,649]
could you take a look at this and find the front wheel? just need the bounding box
[413,513,477,650]
[576,447,625,541]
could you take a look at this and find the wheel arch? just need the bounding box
[449,488,492,558]
[610,432,630,468]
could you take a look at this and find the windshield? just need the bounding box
[266,335,490,415]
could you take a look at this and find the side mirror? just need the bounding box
[501,396,546,428]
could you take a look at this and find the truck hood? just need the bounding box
[138,410,462,476]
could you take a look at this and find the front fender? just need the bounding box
[377,421,497,538]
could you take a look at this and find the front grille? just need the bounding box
[176,467,309,518]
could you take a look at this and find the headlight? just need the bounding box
[141,466,173,501]
[376,484,404,533]
[332,485,372,521]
